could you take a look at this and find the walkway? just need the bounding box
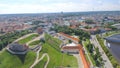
[14,33,38,42]
[30,43,49,68]
[26,34,44,45]
[30,46,42,68]
[73,54,84,68]
[38,53,49,68]
[30,50,50,68]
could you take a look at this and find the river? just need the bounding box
[105,34,120,64]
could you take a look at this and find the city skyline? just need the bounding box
[0,0,120,14]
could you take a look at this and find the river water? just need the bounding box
[105,34,120,63]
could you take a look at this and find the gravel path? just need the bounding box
[14,33,38,42]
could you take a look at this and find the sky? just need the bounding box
[0,0,120,14]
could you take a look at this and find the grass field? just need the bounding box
[36,33,78,68]
[0,50,36,68]
[18,34,39,44]
[29,40,40,46]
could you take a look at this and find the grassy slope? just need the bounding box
[36,33,78,68]
[34,55,47,68]
[18,34,39,44]
[0,34,39,68]
[39,43,78,68]
[0,51,36,68]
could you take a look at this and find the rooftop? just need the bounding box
[8,43,28,52]
[62,44,83,50]
[59,32,80,42]
[66,43,77,46]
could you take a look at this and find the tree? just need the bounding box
[69,40,72,43]
[85,19,94,24]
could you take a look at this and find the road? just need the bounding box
[90,35,113,68]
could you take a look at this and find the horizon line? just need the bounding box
[0,10,120,15]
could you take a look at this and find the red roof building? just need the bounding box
[37,27,43,34]
[58,32,80,43]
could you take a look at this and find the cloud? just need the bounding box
[0,0,119,14]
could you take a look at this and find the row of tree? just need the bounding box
[51,25,90,41]
[86,43,104,67]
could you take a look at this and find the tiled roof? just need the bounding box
[79,49,90,68]
[62,46,79,49]
[62,43,90,68]
[59,32,80,42]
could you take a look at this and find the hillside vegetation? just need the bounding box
[36,33,78,68]
[0,51,36,68]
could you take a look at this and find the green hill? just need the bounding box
[0,50,36,68]
[35,33,78,68]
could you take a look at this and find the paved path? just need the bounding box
[38,53,49,68]
[14,33,38,42]
[30,46,42,68]
[30,51,50,68]
[27,34,44,45]
[29,33,49,68]
[73,54,84,68]
[90,35,113,68]
[0,48,5,54]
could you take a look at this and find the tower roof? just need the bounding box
[9,43,28,52]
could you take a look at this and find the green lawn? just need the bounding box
[34,55,47,68]
[29,40,40,46]
[103,30,120,37]
[18,34,39,44]
[39,43,78,68]
[36,33,78,68]
[0,50,36,68]
[45,33,62,51]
